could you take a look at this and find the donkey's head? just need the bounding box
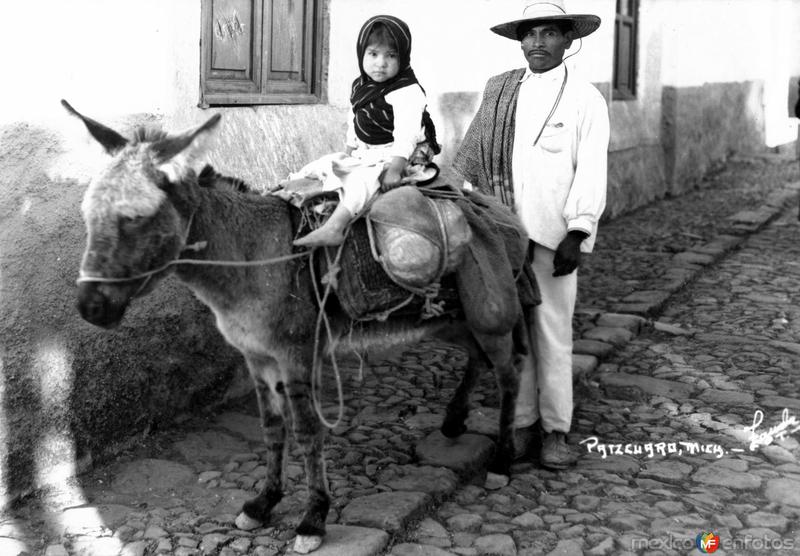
[63,100,221,328]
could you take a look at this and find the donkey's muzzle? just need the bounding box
[77,282,130,328]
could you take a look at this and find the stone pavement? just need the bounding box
[3,154,800,555]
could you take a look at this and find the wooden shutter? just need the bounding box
[201,0,323,105]
[613,0,637,100]
[202,0,263,97]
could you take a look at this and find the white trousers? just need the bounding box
[289,149,389,217]
[514,243,577,433]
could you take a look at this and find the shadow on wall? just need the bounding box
[604,145,668,221]
[0,122,244,514]
[661,81,765,194]
[431,91,481,169]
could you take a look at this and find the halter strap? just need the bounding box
[76,211,310,286]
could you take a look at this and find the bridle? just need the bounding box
[76,211,310,294]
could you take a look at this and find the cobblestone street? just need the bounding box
[3,155,800,555]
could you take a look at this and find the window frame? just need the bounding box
[612,0,638,101]
[199,0,326,106]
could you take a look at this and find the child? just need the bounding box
[291,14,439,247]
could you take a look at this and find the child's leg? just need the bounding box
[337,164,382,217]
[292,166,382,248]
[293,202,353,247]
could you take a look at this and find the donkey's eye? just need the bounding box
[119,215,146,229]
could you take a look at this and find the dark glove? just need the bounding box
[552,230,588,277]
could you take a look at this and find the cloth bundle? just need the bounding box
[367,186,471,290]
[451,188,540,334]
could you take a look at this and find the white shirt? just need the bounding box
[346,83,427,160]
[511,64,609,252]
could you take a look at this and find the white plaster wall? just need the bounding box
[654,0,800,147]
[609,0,665,152]
[3,1,198,121]
[4,0,799,159]
[1,0,201,181]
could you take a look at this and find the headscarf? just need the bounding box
[350,15,439,153]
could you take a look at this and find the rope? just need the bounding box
[308,238,348,430]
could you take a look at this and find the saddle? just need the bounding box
[367,186,472,290]
[324,217,462,321]
[278,181,466,321]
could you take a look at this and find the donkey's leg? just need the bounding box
[441,342,483,439]
[284,373,330,554]
[472,330,519,477]
[236,356,287,530]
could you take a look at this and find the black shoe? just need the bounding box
[513,423,542,462]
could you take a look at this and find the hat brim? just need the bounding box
[491,14,601,40]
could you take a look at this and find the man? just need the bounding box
[453,0,609,470]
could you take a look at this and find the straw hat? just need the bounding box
[490,0,601,40]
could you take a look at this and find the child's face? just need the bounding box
[362,41,400,83]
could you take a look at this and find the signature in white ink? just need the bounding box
[744,408,800,451]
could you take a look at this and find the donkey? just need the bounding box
[64,101,528,553]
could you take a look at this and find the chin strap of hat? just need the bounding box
[533,66,568,147]
[563,36,583,63]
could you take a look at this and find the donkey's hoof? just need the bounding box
[293,534,323,554]
[484,471,510,490]
[235,512,262,531]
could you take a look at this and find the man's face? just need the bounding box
[519,22,573,73]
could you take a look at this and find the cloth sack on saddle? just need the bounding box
[367,185,471,291]
[328,182,539,330]
[366,184,540,334]
[369,184,540,333]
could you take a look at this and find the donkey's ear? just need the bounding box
[61,99,128,155]
[152,114,222,182]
